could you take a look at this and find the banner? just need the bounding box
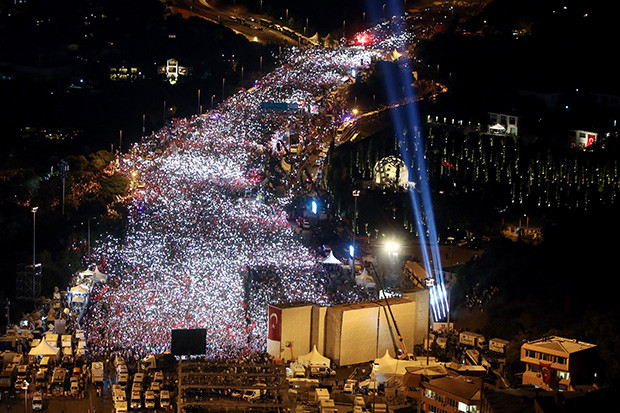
[268,305,281,342]
[540,361,553,385]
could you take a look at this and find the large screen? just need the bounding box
[171,329,206,355]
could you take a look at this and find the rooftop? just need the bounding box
[523,336,596,354]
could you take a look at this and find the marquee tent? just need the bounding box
[72,295,85,303]
[93,267,108,283]
[28,337,60,358]
[69,284,89,294]
[322,251,342,265]
[298,345,330,368]
[355,268,376,288]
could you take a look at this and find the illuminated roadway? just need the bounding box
[168,0,300,46]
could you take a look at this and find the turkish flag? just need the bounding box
[540,362,553,385]
[268,305,281,341]
[442,160,456,170]
[586,134,595,147]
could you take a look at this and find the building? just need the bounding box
[267,293,429,366]
[109,66,142,81]
[158,58,188,84]
[569,129,597,149]
[481,387,613,413]
[488,112,518,136]
[521,336,597,391]
[421,376,481,413]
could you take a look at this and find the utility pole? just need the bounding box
[59,159,69,216]
[351,190,360,278]
[32,206,38,267]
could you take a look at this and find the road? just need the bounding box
[169,0,300,46]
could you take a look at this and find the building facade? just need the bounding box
[521,336,597,391]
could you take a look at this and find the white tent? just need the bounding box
[309,32,320,46]
[355,268,376,288]
[374,350,399,376]
[93,267,108,283]
[489,123,506,134]
[374,350,441,383]
[322,251,343,265]
[28,337,60,358]
[298,345,331,368]
[72,295,85,303]
[69,284,89,294]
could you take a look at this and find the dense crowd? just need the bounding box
[81,22,407,359]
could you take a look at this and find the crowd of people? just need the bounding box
[81,21,407,359]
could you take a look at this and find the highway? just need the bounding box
[169,0,302,46]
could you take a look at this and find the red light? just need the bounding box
[355,32,373,46]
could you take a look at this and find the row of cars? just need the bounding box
[113,357,171,412]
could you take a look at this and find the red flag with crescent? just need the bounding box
[268,305,281,341]
[540,361,553,385]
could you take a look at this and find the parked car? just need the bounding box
[145,390,156,409]
[160,389,171,409]
[32,393,44,411]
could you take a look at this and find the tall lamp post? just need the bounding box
[425,277,435,365]
[31,207,38,267]
[351,190,360,277]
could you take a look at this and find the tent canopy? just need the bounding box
[28,337,60,357]
[72,295,85,303]
[70,284,89,294]
[355,268,376,288]
[93,267,108,283]
[298,345,330,368]
[322,251,342,265]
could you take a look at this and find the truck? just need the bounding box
[91,362,104,385]
[35,369,48,390]
[130,390,142,409]
[489,338,509,354]
[51,367,66,394]
[113,388,126,403]
[144,390,156,408]
[320,399,336,413]
[289,361,305,378]
[160,389,171,409]
[343,379,357,394]
[32,393,44,411]
[459,331,487,349]
[61,335,72,348]
[114,400,128,413]
[242,383,266,402]
[118,372,129,389]
[314,387,330,404]
[0,368,15,390]
[15,365,29,390]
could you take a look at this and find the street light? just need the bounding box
[352,190,360,278]
[384,239,400,256]
[31,207,38,267]
[425,277,435,365]
[23,380,29,411]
